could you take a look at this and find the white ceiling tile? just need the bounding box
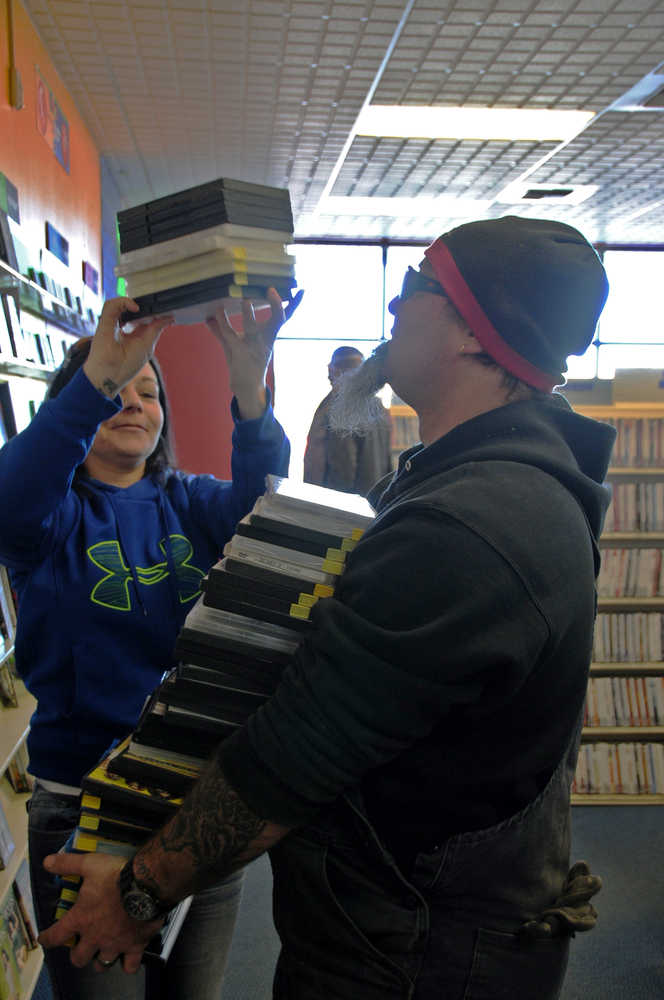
[14,0,664,240]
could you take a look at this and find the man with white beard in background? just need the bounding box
[42,216,615,1000]
[303,345,392,496]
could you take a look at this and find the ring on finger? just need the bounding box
[97,955,118,968]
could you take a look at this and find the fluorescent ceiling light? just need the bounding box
[356,106,595,141]
[318,196,492,218]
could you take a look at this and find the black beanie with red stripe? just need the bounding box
[424,215,609,391]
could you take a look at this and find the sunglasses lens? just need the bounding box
[400,268,416,300]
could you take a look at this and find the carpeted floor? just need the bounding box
[33,805,664,1000]
[561,806,664,1000]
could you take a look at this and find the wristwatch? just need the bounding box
[117,858,171,922]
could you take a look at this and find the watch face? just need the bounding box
[123,889,160,922]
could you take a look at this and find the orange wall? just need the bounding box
[156,324,235,477]
[0,0,101,297]
[0,0,245,477]
[155,311,277,479]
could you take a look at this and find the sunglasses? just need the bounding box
[398,266,448,302]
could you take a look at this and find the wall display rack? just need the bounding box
[0,260,81,443]
[0,258,96,346]
[0,256,92,1000]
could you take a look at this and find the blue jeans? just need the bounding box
[28,783,244,1000]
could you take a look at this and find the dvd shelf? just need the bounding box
[576,402,664,804]
[0,564,43,999]
[390,392,664,805]
[389,403,420,459]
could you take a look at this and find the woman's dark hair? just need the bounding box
[47,337,176,479]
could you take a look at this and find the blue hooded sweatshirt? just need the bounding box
[0,367,289,786]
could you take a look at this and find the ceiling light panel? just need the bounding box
[356,106,595,141]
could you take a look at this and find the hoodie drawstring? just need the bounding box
[157,492,182,623]
[109,494,148,617]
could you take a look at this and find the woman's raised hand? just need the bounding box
[83,298,173,399]
[206,287,303,420]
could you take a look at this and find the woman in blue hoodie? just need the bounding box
[0,292,291,999]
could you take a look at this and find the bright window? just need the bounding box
[273,244,385,480]
[273,242,664,476]
[600,252,664,345]
[570,251,664,379]
[278,244,384,341]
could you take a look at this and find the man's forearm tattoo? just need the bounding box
[132,853,165,898]
[144,757,267,894]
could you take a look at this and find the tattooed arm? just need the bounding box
[135,755,291,903]
[37,759,291,973]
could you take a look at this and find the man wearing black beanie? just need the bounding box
[42,216,615,1000]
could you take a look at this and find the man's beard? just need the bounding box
[327,341,389,436]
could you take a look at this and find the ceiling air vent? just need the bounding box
[497,182,598,206]
[522,187,574,199]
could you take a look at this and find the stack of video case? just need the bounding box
[53,738,193,965]
[125,474,374,760]
[115,177,297,324]
[55,475,374,964]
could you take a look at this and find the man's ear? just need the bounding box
[463,327,484,354]
[459,328,482,354]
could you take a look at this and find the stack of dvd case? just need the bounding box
[53,737,193,965]
[115,178,297,324]
[54,476,374,963]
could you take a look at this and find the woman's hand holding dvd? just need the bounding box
[83,297,173,399]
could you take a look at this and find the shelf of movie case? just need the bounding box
[600,532,664,547]
[572,793,664,805]
[0,682,43,997]
[581,726,664,741]
[0,790,43,1000]
[597,596,664,611]
[0,777,31,909]
[390,399,664,412]
[391,404,664,419]
[590,662,664,676]
[575,404,664,418]
[606,468,664,480]
[18,942,44,999]
[0,678,35,898]
[0,678,35,777]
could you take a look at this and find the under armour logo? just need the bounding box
[87,535,205,610]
